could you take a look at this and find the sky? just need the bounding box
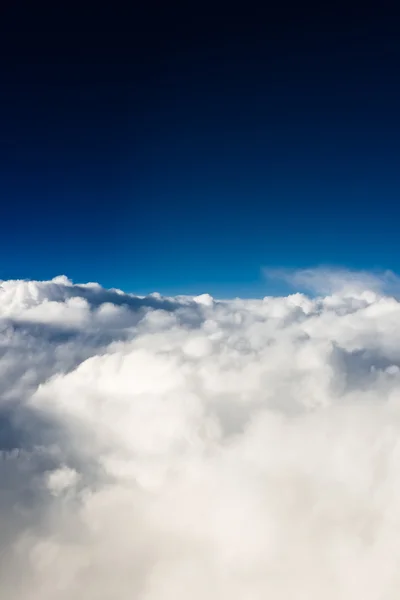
[1,4,400,296]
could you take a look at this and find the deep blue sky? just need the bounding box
[1,4,400,297]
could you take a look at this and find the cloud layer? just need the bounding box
[2,273,400,598]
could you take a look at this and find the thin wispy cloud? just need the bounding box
[264,265,400,296]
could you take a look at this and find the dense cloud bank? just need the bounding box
[2,273,400,598]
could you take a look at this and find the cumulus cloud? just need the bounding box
[2,272,400,598]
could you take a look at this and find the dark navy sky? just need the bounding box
[1,4,400,297]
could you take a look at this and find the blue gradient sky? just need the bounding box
[1,5,400,297]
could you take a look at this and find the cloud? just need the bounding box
[264,265,400,297]
[2,273,400,597]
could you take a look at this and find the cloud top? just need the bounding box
[2,273,400,598]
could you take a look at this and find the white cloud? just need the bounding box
[264,265,400,297]
[46,466,80,496]
[2,273,400,597]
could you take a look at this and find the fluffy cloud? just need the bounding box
[2,273,400,598]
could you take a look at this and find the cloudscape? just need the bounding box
[2,4,400,598]
[2,271,400,598]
